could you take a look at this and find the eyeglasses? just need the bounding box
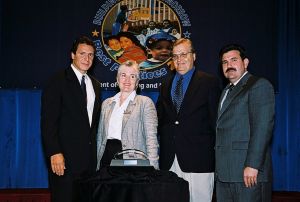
[172,52,193,60]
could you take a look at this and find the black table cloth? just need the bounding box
[77,166,189,202]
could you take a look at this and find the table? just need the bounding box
[77,166,189,202]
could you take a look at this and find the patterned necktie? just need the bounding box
[81,75,87,102]
[173,75,184,113]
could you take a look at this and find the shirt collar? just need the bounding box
[71,64,87,82]
[112,90,136,102]
[232,71,248,86]
[175,66,195,80]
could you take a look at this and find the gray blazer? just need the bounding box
[215,73,275,182]
[96,94,159,170]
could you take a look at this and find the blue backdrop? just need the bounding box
[0,0,299,191]
[0,0,278,90]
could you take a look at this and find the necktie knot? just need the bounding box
[227,83,234,93]
[179,76,184,83]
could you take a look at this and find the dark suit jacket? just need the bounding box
[215,73,275,182]
[41,67,101,174]
[157,70,221,172]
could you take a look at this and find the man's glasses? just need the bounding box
[172,52,193,60]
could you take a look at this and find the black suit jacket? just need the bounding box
[41,67,101,174]
[157,70,221,172]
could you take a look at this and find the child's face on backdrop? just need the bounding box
[120,37,134,50]
[150,40,173,61]
[108,39,122,51]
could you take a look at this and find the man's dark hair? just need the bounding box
[219,44,247,61]
[71,36,96,54]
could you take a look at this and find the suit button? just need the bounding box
[89,142,91,145]
[174,121,179,125]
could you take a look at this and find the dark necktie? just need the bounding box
[81,75,87,102]
[227,83,234,95]
[173,75,184,113]
[220,83,234,110]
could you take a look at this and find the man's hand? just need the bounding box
[244,167,258,187]
[50,153,66,176]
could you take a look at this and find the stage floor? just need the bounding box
[0,189,299,202]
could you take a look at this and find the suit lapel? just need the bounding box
[218,85,229,113]
[90,76,100,128]
[163,73,177,113]
[66,67,86,102]
[163,71,201,116]
[122,98,137,131]
[104,99,116,138]
[178,71,200,115]
[218,73,252,119]
[65,68,91,128]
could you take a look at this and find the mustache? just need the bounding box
[226,67,237,72]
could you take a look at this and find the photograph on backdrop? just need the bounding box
[102,0,181,70]
[90,0,195,91]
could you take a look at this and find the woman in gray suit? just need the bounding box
[96,60,159,170]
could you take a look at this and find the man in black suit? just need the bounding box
[41,36,101,202]
[215,44,274,202]
[157,38,221,202]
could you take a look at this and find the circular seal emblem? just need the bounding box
[102,1,181,71]
[91,0,191,90]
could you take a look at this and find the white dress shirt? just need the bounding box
[71,64,95,126]
[107,91,136,140]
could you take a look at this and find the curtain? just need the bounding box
[271,0,300,191]
[0,90,48,188]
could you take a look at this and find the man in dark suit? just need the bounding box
[41,36,101,202]
[157,38,221,202]
[215,44,275,202]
